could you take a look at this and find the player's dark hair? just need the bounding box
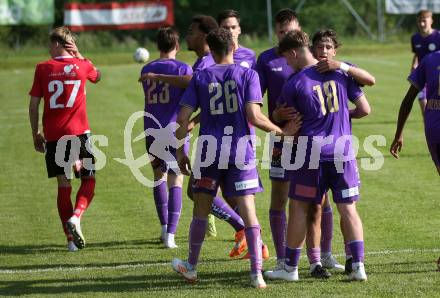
[192,15,218,34]
[278,30,309,53]
[312,29,340,49]
[417,9,433,18]
[217,9,240,25]
[275,8,298,25]
[206,28,233,57]
[156,27,179,53]
[49,26,75,46]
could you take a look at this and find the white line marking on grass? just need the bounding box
[0,248,439,275]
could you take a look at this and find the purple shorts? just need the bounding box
[427,141,440,167]
[146,137,189,174]
[289,160,360,204]
[192,164,264,198]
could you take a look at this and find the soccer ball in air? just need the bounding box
[133,47,150,63]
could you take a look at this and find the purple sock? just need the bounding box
[153,181,168,225]
[320,207,333,254]
[348,240,364,263]
[167,186,182,234]
[187,217,207,267]
[285,247,302,268]
[211,197,244,232]
[244,225,262,275]
[345,242,352,259]
[269,209,286,260]
[307,247,321,264]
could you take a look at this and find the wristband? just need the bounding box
[339,62,350,73]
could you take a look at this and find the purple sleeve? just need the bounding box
[180,75,199,110]
[281,82,299,110]
[347,76,365,103]
[245,70,263,105]
[255,54,268,95]
[411,34,416,53]
[180,64,193,76]
[408,59,426,90]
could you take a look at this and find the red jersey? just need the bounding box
[29,56,99,141]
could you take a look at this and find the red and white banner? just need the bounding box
[64,1,174,31]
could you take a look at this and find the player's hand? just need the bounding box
[33,132,46,153]
[187,120,196,132]
[64,41,84,59]
[138,72,158,82]
[390,137,403,159]
[281,113,302,136]
[316,59,341,73]
[273,103,298,122]
[177,150,191,176]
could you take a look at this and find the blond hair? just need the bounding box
[49,26,75,46]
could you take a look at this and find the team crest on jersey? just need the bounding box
[64,64,80,74]
[429,43,437,51]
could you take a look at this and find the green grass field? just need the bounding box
[0,43,439,297]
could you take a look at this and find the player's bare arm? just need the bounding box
[245,102,302,136]
[138,73,192,89]
[64,41,101,83]
[187,113,200,132]
[390,85,419,159]
[316,59,375,86]
[411,54,418,71]
[176,105,193,175]
[349,95,371,119]
[28,96,45,153]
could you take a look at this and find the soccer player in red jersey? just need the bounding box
[28,27,101,251]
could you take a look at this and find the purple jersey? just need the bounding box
[256,47,294,121]
[411,30,440,62]
[408,51,440,142]
[192,53,215,73]
[180,64,263,164]
[279,65,364,161]
[234,46,256,69]
[141,58,193,129]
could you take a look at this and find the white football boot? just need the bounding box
[171,258,197,282]
[349,262,367,281]
[250,273,267,289]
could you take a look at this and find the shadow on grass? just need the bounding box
[0,238,178,255]
[0,270,254,295]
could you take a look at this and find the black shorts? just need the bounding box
[45,134,95,179]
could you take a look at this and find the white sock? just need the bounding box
[346,254,353,260]
[167,233,175,243]
[352,261,364,270]
[284,264,298,273]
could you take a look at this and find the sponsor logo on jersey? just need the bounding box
[64,64,79,74]
[271,67,283,72]
[415,44,422,48]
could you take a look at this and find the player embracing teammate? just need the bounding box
[29,27,101,251]
[171,28,301,288]
[270,30,371,282]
